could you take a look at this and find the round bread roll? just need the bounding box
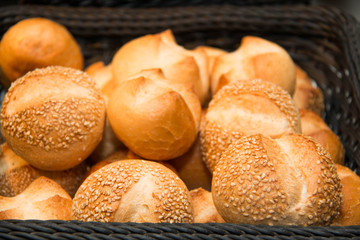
[190,187,225,223]
[169,134,212,191]
[211,36,296,96]
[300,109,345,165]
[0,142,89,197]
[107,68,201,160]
[212,134,342,226]
[194,46,227,74]
[0,176,72,220]
[0,66,106,171]
[332,164,360,226]
[201,79,301,172]
[111,29,209,104]
[72,159,194,223]
[0,18,83,88]
[0,143,38,197]
[293,66,324,116]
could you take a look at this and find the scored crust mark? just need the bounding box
[2,98,103,152]
[201,79,301,172]
[72,160,193,223]
[213,135,288,225]
[209,79,300,131]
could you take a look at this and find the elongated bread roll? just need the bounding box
[201,79,301,172]
[72,159,194,223]
[212,134,342,226]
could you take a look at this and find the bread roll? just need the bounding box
[72,159,194,223]
[194,46,227,74]
[111,29,209,104]
[300,109,345,165]
[293,66,324,116]
[211,36,296,95]
[0,176,72,220]
[0,142,89,197]
[107,68,201,160]
[212,134,342,226]
[0,18,83,88]
[1,66,106,171]
[169,134,212,191]
[85,61,115,103]
[190,187,225,223]
[0,143,38,197]
[332,164,360,226]
[201,79,301,172]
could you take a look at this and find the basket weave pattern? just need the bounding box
[0,4,359,239]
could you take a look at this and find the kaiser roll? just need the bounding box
[212,134,342,226]
[201,78,301,172]
[72,159,194,223]
[0,176,72,220]
[211,36,296,95]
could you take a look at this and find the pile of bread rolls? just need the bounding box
[0,17,359,226]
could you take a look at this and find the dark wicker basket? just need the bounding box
[0,4,359,239]
[18,0,310,7]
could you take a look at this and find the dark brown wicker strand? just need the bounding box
[0,4,359,239]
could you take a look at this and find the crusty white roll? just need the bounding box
[169,134,212,191]
[194,46,227,74]
[190,187,225,223]
[111,29,209,104]
[0,176,72,220]
[0,143,38,197]
[0,18,83,88]
[107,68,201,161]
[211,36,296,96]
[0,66,106,171]
[72,159,194,223]
[201,79,301,172]
[212,134,342,226]
[332,164,360,226]
[0,142,89,197]
[293,66,324,116]
[300,109,345,165]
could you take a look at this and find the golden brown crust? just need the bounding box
[169,135,212,191]
[332,164,360,226]
[293,66,324,116]
[1,66,106,171]
[72,159,193,223]
[0,18,83,88]
[300,109,345,165]
[190,188,225,223]
[111,30,209,104]
[201,79,301,172]
[0,176,72,220]
[211,36,296,96]
[107,69,200,160]
[212,134,342,226]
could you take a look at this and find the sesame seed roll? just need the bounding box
[212,134,342,226]
[200,78,301,173]
[72,159,194,223]
[1,66,106,171]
